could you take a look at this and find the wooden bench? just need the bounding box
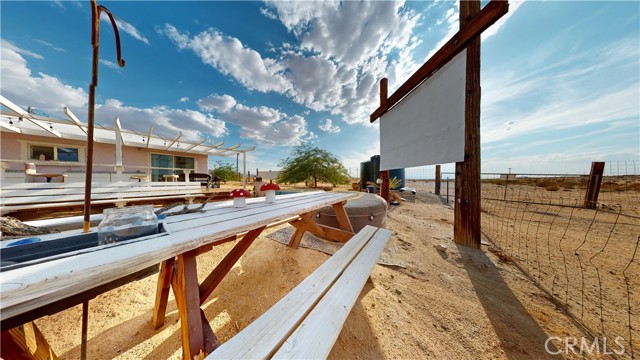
[0,181,207,216]
[208,225,392,359]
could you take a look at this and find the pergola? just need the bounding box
[0,95,255,186]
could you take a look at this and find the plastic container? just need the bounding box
[98,205,158,245]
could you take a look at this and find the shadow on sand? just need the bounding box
[456,244,562,359]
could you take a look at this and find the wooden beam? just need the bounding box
[370,0,508,122]
[289,212,355,245]
[380,170,390,204]
[63,107,90,138]
[454,0,482,249]
[165,131,182,151]
[331,201,354,233]
[152,258,175,329]
[173,250,205,359]
[183,138,208,153]
[200,309,220,353]
[0,120,21,133]
[0,322,58,360]
[435,165,441,195]
[198,227,266,305]
[584,161,605,209]
[146,127,153,148]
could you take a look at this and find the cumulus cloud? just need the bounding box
[260,7,278,20]
[96,99,227,141]
[1,39,86,113]
[219,103,309,146]
[101,16,149,45]
[160,24,291,93]
[319,119,340,133]
[2,39,44,60]
[1,40,226,143]
[197,93,237,113]
[179,97,189,103]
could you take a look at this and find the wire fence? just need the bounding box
[408,160,639,358]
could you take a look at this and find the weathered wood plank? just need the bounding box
[1,192,356,323]
[152,258,175,329]
[332,201,354,233]
[272,228,392,359]
[0,322,58,360]
[207,226,378,359]
[173,250,205,359]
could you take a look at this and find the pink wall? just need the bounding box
[1,132,209,174]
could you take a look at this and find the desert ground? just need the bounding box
[27,184,613,359]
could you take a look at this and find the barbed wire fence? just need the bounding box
[476,160,639,358]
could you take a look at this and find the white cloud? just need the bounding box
[2,39,44,60]
[34,39,65,52]
[260,7,278,20]
[99,59,121,70]
[160,24,291,93]
[96,99,227,141]
[219,104,309,146]
[482,38,639,144]
[161,1,425,127]
[318,119,340,133]
[0,40,86,113]
[101,16,149,45]
[179,97,189,103]
[482,1,525,41]
[0,40,226,143]
[197,93,237,113]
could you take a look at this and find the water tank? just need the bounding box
[389,168,405,189]
[370,155,381,181]
[360,161,371,190]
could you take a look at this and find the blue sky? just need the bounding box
[1,1,638,177]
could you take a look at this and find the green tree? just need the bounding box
[210,161,239,183]
[277,144,351,187]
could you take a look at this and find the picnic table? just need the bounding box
[0,191,359,358]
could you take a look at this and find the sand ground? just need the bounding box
[33,193,595,359]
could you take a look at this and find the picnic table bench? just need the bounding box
[0,181,206,216]
[0,191,391,359]
[208,225,391,359]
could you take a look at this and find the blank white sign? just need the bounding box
[380,49,466,171]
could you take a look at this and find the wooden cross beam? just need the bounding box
[370,0,508,123]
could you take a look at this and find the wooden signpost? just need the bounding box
[371,0,509,248]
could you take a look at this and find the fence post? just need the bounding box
[435,165,441,195]
[584,161,605,209]
[446,178,449,205]
[503,175,509,200]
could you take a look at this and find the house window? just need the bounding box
[29,144,80,162]
[151,154,195,181]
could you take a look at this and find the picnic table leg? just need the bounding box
[199,227,266,305]
[172,250,206,360]
[152,258,175,329]
[289,211,355,248]
[0,322,57,360]
[332,201,354,233]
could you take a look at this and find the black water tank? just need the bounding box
[360,161,371,189]
[370,155,380,181]
[389,168,406,189]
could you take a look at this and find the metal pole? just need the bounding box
[236,153,239,179]
[83,0,124,233]
[242,152,246,189]
[80,300,89,360]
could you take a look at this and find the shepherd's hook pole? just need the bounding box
[83,0,125,233]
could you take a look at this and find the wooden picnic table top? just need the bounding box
[0,191,358,326]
